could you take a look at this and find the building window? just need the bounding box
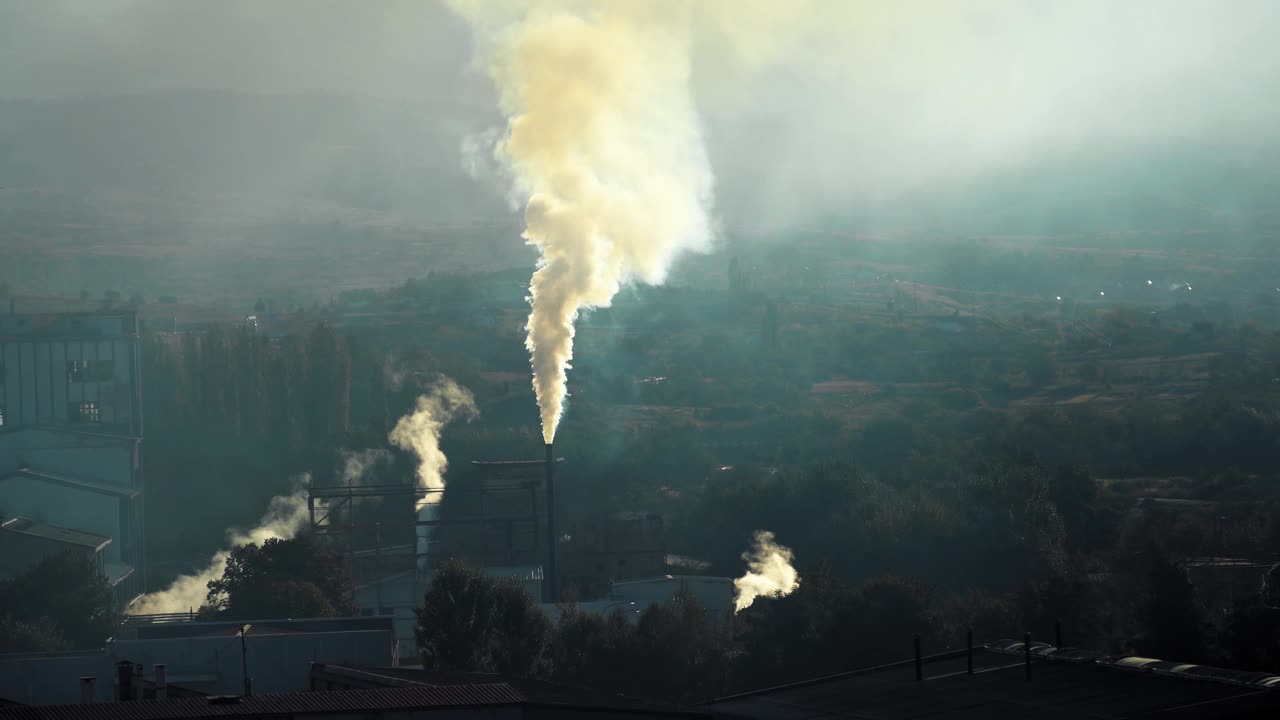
[67,360,113,383]
[70,401,100,424]
[68,360,88,383]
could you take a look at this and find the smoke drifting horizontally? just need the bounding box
[448,1,720,442]
[733,530,801,612]
[129,488,310,615]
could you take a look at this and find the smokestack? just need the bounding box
[79,677,95,704]
[116,662,133,702]
[544,443,558,604]
[154,665,167,700]
[133,664,144,700]
[1024,632,1032,681]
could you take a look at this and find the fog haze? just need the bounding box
[2,0,1279,287]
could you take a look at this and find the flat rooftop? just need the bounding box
[471,458,564,467]
[0,517,111,553]
[709,640,1280,719]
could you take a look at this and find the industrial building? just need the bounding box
[0,311,146,605]
[0,616,396,705]
[6,639,1278,718]
[315,450,733,659]
[311,454,561,660]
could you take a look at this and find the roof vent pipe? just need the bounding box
[116,661,132,702]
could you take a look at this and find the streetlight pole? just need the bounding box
[239,625,252,696]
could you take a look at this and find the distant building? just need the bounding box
[0,516,110,577]
[0,516,123,600]
[352,562,543,659]
[561,513,667,597]
[0,312,146,604]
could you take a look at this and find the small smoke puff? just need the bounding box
[733,530,800,613]
[340,448,392,486]
[129,482,311,615]
[388,376,478,511]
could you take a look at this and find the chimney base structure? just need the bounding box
[545,443,558,604]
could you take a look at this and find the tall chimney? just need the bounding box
[80,677,95,704]
[154,665,167,700]
[544,443,558,604]
[116,661,133,702]
[133,664,144,700]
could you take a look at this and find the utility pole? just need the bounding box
[239,625,252,696]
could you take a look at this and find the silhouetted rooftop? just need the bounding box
[709,640,1280,719]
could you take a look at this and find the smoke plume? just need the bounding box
[388,376,478,516]
[340,448,392,485]
[129,487,310,615]
[448,1,726,442]
[388,375,477,569]
[733,530,800,612]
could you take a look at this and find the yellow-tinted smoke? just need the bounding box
[448,1,982,441]
[388,376,478,512]
[129,489,310,615]
[733,530,800,612]
[449,0,718,442]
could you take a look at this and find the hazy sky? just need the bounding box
[0,0,484,103]
[3,0,1279,226]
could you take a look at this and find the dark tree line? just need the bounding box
[0,552,115,651]
[142,322,368,580]
[201,535,356,620]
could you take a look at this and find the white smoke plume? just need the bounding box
[733,530,801,613]
[388,376,478,516]
[447,1,738,443]
[388,376,477,569]
[340,448,392,486]
[129,486,311,615]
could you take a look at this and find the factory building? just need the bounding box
[0,311,146,606]
[0,616,396,705]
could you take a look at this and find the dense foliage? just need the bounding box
[0,552,115,651]
[133,264,1280,683]
[201,536,356,620]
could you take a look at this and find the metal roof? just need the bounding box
[0,426,141,444]
[710,642,1280,719]
[311,664,708,716]
[122,615,395,641]
[1,517,111,553]
[470,458,563,467]
[1,470,139,499]
[0,684,525,720]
